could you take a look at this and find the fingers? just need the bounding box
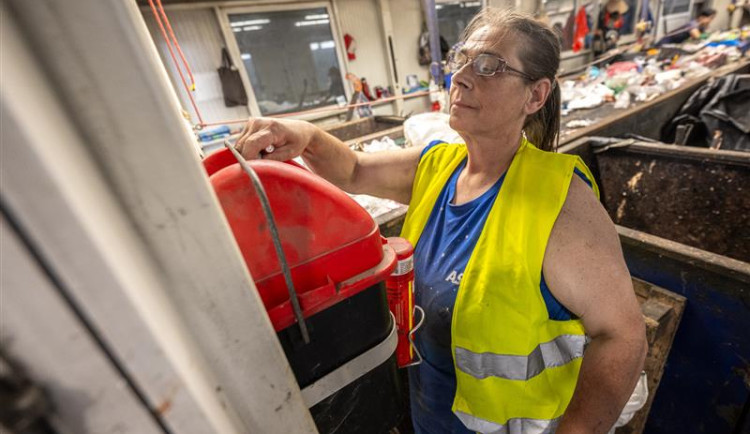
[236,118,277,160]
[261,144,297,162]
[235,117,312,163]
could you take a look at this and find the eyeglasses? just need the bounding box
[448,49,534,81]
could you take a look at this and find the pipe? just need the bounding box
[421,0,444,87]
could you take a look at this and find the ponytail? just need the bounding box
[524,80,560,152]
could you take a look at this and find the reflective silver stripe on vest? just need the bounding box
[455,411,560,434]
[455,334,587,381]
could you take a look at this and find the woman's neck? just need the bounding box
[453,129,523,205]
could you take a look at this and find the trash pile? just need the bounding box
[349,136,405,219]
[560,39,745,121]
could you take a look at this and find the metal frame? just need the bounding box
[434,0,487,7]
[2,0,317,431]
[377,0,405,115]
[1,216,162,433]
[217,0,352,119]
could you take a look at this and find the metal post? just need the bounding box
[2,1,317,432]
[422,0,444,87]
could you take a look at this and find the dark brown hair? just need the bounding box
[461,8,562,151]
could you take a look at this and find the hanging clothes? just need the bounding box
[572,6,590,52]
[561,10,576,51]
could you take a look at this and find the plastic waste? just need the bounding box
[614,91,631,109]
[362,136,400,153]
[403,112,463,148]
[607,371,649,433]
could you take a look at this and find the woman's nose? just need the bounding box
[451,63,474,89]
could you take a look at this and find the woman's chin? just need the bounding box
[448,112,471,133]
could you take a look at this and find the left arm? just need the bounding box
[543,176,647,434]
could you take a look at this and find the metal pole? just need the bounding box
[422,0,444,87]
[4,0,318,432]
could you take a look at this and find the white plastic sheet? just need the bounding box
[608,371,649,433]
[403,112,463,149]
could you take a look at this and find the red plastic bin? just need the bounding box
[204,148,397,331]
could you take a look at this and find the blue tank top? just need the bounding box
[408,141,591,433]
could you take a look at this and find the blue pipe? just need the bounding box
[422,0,444,87]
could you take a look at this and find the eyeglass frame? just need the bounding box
[447,44,535,82]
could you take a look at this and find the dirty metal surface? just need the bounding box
[324,116,405,142]
[618,227,750,434]
[596,149,750,263]
[617,279,686,434]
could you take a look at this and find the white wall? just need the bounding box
[146,0,594,124]
[335,0,391,92]
[707,0,744,31]
[389,0,435,114]
[142,8,251,128]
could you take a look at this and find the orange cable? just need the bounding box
[147,0,204,125]
[198,90,439,129]
[155,0,196,90]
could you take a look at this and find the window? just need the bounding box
[436,1,483,48]
[226,6,346,116]
[663,0,691,15]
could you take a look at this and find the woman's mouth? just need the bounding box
[452,100,476,109]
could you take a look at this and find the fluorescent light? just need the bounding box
[310,42,320,50]
[320,40,335,49]
[295,19,329,27]
[233,28,242,32]
[242,26,262,31]
[464,1,481,6]
[230,18,270,27]
[241,53,251,60]
[305,14,329,20]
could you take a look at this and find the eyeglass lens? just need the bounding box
[449,52,504,76]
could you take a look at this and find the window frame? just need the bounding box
[216,1,351,119]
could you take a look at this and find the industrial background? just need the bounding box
[2,0,749,433]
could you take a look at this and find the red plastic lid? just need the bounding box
[386,237,413,260]
[205,148,396,331]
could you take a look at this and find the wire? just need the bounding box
[155,0,196,91]
[198,90,440,129]
[224,141,310,344]
[145,3,441,131]
[147,0,204,125]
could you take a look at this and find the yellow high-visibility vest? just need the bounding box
[401,138,600,433]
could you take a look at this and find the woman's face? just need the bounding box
[448,26,531,140]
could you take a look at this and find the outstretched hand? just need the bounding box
[234,117,318,162]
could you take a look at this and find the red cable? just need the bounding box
[155,0,196,90]
[146,2,441,131]
[199,90,439,128]
[147,0,204,125]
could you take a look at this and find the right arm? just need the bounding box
[688,26,702,40]
[234,117,423,204]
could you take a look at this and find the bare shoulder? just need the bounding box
[542,176,641,335]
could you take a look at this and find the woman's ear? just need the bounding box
[525,78,552,116]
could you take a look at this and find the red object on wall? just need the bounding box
[204,148,396,331]
[344,33,357,60]
[572,6,590,52]
[385,237,415,367]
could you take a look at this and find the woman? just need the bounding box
[235,9,646,434]
[592,0,630,56]
[656,8,716,46]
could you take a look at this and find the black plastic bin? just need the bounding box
[279,282,403,433]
